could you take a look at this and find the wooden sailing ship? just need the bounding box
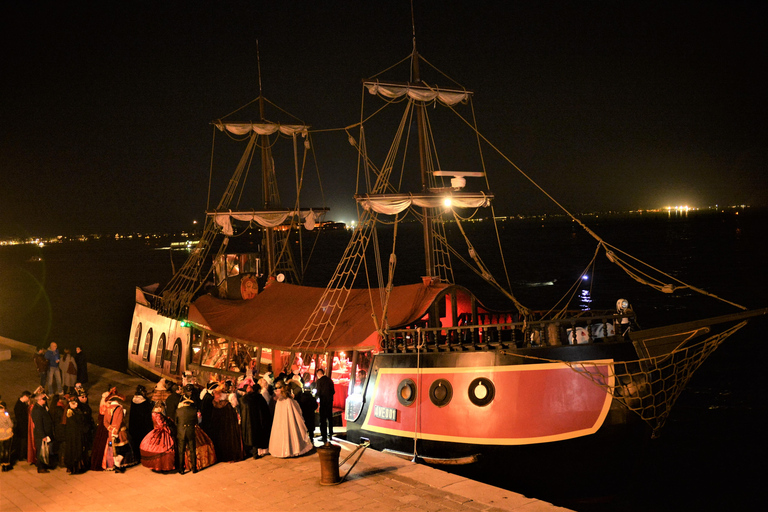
[128,35,766,465]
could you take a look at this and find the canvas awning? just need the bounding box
[187,281,454,352]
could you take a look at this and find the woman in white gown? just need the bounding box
[268,381,312,458]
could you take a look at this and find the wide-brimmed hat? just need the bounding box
[155,378,167,391]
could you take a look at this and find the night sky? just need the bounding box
[2,1,766,237]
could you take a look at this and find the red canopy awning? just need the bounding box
[188,281,453,352]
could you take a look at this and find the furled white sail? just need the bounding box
[214,122,309,137]
[356,193,491,215]
[210,209,319,236]
[364,82,470,106]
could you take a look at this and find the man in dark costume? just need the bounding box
[315,369,335,444]
[295,379,318,443]
[31,393,54,473]
[164,382,181,428]
[74,346,89,389]
[239,383,271,459]
[63,396,87,474]
[199,381,217,436]
[12,391,31,462]
[175,386,198,474]
[128,385,153,461]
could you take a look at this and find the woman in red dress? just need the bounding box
[140,404,175,472]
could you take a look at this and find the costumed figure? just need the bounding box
[175,388,198,474]
[12,391,31,463]
[0,402,13,471]
[209,384,243,462]
[90,389,112,471]
[63,396,88,474]
[151,378,171,404]
[238,383,272,459]
[61,349,78,394]
[75,390,95,460]
[268,380,312,458]
[31,393,54,473]
[315,368,336,444]
[27,385,45,465]
[128,385,153,461]
[139,404,175,472]
[49,394,66,467]
[102,390,137,472]
[295,381,318,443]
[199,381,217,436]
[74,346,89,388]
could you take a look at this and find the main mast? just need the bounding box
[411,22,436,279]
[257,45,278,277]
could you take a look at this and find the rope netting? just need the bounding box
[504,321,748,438]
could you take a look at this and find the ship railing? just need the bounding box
[382,312,635,353]
[141,291,163,310]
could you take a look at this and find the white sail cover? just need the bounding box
[357,193,491,215]
[364,82,470,106]
[210,209,319,236]
[214,122,309,137]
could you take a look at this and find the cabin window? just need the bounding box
[154,333,166,367]
[200,335,228,370]
[190,331,203,365]
[131,323,142,355]
[230,340,258,373]
[142,328,153,362]
[225,254,240,277]
[292,352,316,383]
[258,348,273,377]
[241,254,260,274]
[170,338,182,374]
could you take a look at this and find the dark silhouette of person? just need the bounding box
[315,369,335,444]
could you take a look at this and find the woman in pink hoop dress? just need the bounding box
[139,405,175,472]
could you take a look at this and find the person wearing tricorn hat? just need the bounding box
[175,386,198,474]
[31,392,53,473]
[101,390,136,472]
[128,385,153,462]
[164,381,182,428]
[63,395,87,474]
[12,391,31,463]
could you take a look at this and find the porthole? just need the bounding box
[397,378,417,407]
[468,377,495,407]
[429,379,453,407]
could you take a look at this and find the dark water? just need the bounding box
[1,209,766,510]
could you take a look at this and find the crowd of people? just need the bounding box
[1,346,338,476]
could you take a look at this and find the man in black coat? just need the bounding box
[175,386,198,474]
[315,369,335,444]
[12,391,31,462]
[164,382,181,427]
[31,393,54,473]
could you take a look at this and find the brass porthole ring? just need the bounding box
[468,377,495,407]
[397,378,417,406]
[429,379,453,407]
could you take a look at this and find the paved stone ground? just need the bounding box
[0,337,570,512]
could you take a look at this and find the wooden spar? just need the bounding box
[628,307,768,343]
